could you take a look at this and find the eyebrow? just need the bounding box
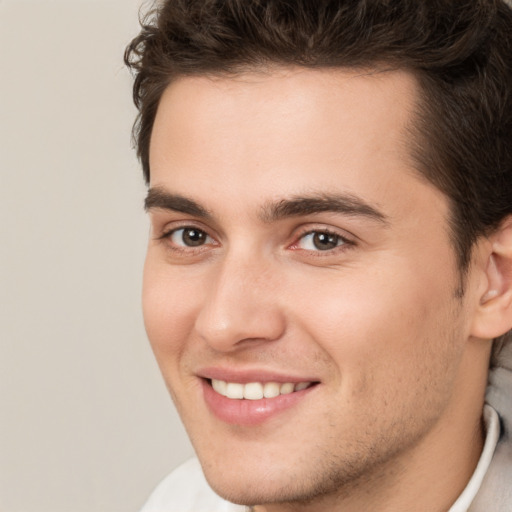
[144,187,212,219]
[144,187,388,225]
[261,193,389,224]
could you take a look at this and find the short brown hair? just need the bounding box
[125,0,512,277]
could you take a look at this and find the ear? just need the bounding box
[470,216,512,340]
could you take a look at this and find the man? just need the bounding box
[125,1,512,510]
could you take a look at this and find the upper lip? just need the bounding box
[197,367,320,384]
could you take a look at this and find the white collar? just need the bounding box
[448,404,501,512]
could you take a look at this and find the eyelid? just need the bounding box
[154,219,215,241]
[169,227,214,247]
[288,225,356,253]
[153,219,356,257]
[155,222,220,255]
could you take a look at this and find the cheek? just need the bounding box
[142,258,199,362]
[293,263,461,387]
[299,275,464,445]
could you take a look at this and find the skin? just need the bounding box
[143,68,494,511]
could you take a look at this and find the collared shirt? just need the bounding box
[449,405,500,512]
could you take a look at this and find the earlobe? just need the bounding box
[470,218,512,340]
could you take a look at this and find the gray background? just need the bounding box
[0,1,194,511]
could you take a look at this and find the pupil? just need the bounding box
[183,229,205,246]
[313,232,338,250]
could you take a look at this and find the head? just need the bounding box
[126,0,512,279]
[126,0,512,509]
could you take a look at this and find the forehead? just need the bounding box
[149,67,440,223]
[151,67,418,164]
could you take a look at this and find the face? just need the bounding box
[143,68,482,508]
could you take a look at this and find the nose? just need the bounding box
[194,254,286,352]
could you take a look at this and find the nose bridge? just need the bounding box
[194,250,285,350]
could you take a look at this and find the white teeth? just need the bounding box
[280,382,295,395]
[244,382,264,400]
[212,379,227,395]
[263,382,280,398]
[211,379,313,400]
[226,382,244,399]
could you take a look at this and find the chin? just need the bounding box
[199,457,302,506]
[197,451,349,508]
[205,476,300,508]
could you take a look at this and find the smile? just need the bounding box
[202,377,319,425]
[211,379,313,400]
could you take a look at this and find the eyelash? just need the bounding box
[158,225,216,252]
[157,225,355,256]
[290,228,354,254]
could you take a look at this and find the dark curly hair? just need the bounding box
[125,0,512,280]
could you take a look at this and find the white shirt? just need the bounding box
[140,404,500,512]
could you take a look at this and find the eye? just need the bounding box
[168,227,213,247]
[296,231,347,251]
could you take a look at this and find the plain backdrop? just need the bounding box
[0,1,194,511]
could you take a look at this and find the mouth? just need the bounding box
[200,374,320,426]
[209,379,315,400]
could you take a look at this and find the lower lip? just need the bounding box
[201,380,317,426]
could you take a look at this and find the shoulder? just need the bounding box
[139,458,246,512]
[470,339,512,511]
